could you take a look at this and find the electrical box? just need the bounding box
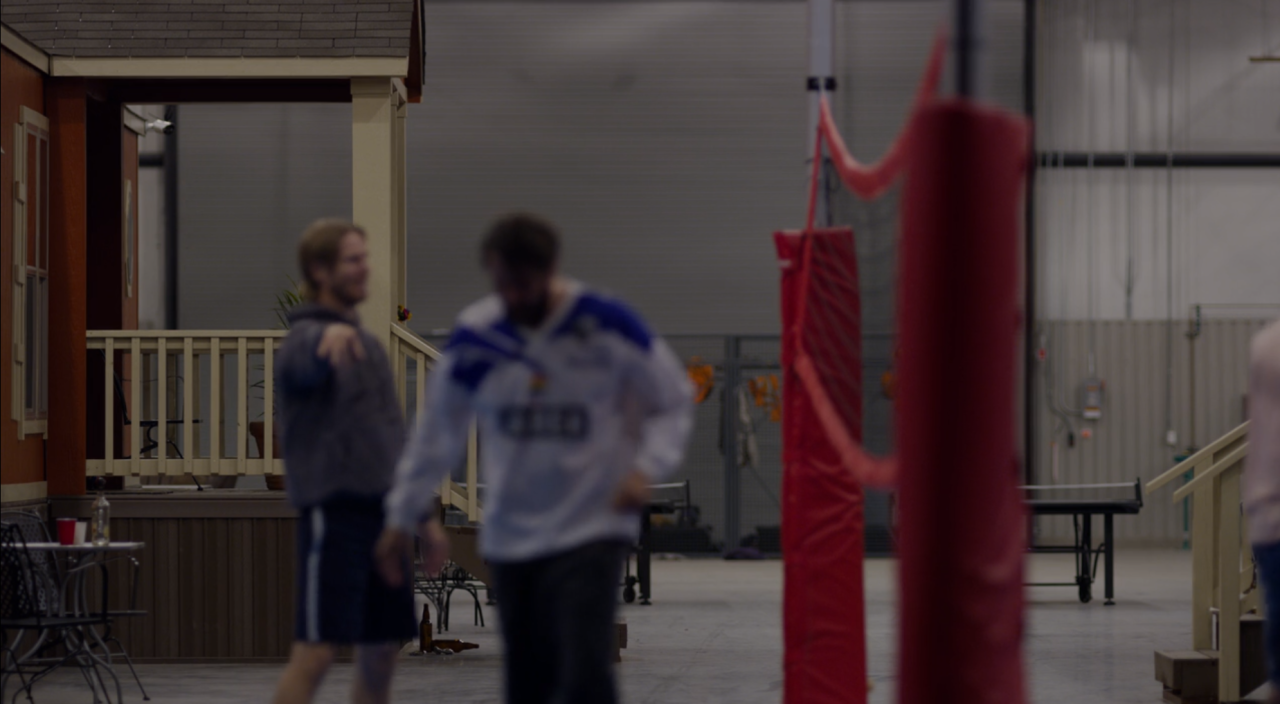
[1081,377,1103,420]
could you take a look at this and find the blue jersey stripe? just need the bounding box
[550,294,653,351]
[445,327,522,391]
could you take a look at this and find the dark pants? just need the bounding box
[1256,540,1280,687]
[491,540,627,704]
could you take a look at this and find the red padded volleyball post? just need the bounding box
[895,100,1029,704]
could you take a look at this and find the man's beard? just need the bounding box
[507,294,551,328]
[333,282,364,308]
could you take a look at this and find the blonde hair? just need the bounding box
[297,218,366,300]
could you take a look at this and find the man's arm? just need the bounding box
[277,322,366,392]
[383,353,474,532]
[377,352,473,586]
[630,338,696,482]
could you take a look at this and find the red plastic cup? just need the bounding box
[56,518,76,546]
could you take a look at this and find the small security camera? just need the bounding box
[145,119,174,135]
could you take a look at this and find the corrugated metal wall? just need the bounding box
[178,103,352,330]
[176,1,1025,336]
[1033,317,1268,546]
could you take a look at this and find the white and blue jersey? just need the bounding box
[386,280,694,562]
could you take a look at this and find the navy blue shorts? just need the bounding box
[1256,540,1280,687]
[295,495,415,644]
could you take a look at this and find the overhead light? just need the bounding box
[145,119,174,135]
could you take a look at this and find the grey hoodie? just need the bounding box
[275,304,405,509]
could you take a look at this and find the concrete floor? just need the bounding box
[18,550,1271,703]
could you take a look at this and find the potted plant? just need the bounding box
[250,278,305,490]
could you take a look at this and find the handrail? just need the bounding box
[386,324,482,524]
[85,330,284,479]
[1171,443,1250,503]
[1146,420,1251,493]
[391,323,441,361]
[88,330,288,339]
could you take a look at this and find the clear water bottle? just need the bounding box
[91,492,110,546]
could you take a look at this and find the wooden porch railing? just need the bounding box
[390,324,481,524]
[1147,419,1253,702]
[86,326,483,524]
[86,330,287,478]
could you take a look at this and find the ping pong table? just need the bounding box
[1024,479,1144,605]
[622,481,694,605]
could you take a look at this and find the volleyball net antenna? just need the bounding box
[777,25,1033,704]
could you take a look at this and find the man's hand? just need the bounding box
[418,520,449,578]
[317,323,365,368]
[613,470,652,513]
[374,527,412,588]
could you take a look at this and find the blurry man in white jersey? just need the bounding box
[375,213,694,704]
[1243,318,1280,704]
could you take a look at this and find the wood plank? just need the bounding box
[184,338,193,476]
[152,518,172,657]
[281,518,298,653]
[131,337,142,475]
[238,337,248,476]
[88,458,293,479]
[1219,469,1242,701]
[185,516,204,657]
[157,338,169,475]
[261,518,280,656]
[210,339,222,470]
[105,338,115,475]
[246,519,260,656]
[50,492,297,519]
[215,518,231,656]
[227,518,244,658]
[88,330,288,340]
[137,519,157,658]
[1191,457,1215,650]
[393,338,404,411]
[264,341,274,467]
[415,352,426,418]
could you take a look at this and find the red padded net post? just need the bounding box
[776,227,869,704]
[895,101,1029,704]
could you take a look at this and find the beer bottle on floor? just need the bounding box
[419,604,433,653]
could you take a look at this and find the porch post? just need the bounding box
[351,77,400,349]
[46,80,89,496]
[394,99,408,310]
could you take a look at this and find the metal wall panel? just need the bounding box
[178,104,353,330]
[1033,317,1268,546]
[175,1,1026,337]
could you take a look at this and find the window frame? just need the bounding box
[11,105,50,439]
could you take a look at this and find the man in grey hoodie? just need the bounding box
[271,218,448,704]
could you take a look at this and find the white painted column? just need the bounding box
[352,77,399,348]
[394,100,408,310]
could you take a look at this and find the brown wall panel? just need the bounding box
[0,49,47,487]
[50,493,299,661]
[45,79,89,496]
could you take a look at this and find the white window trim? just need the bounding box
[11,106,50,439]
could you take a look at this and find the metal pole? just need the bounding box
[1023,0,1038,500]
[955,0,985,98]
[807,0,834,226]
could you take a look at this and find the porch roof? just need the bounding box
[1,0,414,59]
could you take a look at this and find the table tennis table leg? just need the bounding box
[1079,513,1093,603]
[638,506,652,605]
[1104,512,1115,606]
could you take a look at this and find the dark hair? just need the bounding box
[481,213,560,273]
[298,218,366,300]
